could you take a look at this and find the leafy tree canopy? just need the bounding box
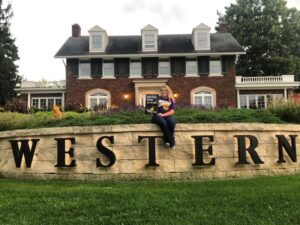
[0,0,20,105]
[223,0,300,79]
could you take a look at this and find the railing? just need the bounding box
[236,75,295,83]
[21,80,66,88]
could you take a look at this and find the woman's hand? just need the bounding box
[157,113,163,117]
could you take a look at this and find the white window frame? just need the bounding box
[158,61,170,76]
[193,92,213,108]
[238,94,284,109]
[102,62,114,78]
[197,32,209,49]
[31,97,63,110]
[191,86,216,107]
[88,93,108,110]
[209,60,222,76]
[79,61,91,78]
[144,33,155,48]
[186,60,198,76]
[130,62,142,77]
[92,35,102,49]
[142,31,157,52]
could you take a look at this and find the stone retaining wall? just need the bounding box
[0,123,300,180]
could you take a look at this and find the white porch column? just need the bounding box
[237,89,240,108]
[284,88,287,102]
[62,92,65,111]
[135,86,139,106]
[27,93,31,109]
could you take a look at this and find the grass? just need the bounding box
[0,108,285,131]
[0,174,300,224]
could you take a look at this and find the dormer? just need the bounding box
[88,25,108,53]
[192,23,211,51]
[141,24,158,52]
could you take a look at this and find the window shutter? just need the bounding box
[91,58,102,77]
[114,60,119,77]
[198,56,209,75]
[221,56,228,75]
[170,59,176,76]
[181,59,186,76]
[142,59,147,77]
[125,59,130,77]
[68,59,79,78]
[153,58,158,77]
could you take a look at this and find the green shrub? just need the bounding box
[268,101,300,123]
[0,107,289,132]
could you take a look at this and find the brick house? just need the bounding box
[53,22,245,110]
[17,22,299,110]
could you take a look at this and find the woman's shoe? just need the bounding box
[170,145,176,151]
[164,142,171,148]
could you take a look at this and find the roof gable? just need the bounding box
[88,25,106,32]
[193,23,211,30]
[141,24,158,31]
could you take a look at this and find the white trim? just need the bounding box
[55,52,246,59]
[16,89,66,93]
[31,97,63,110]
[101,77,116,79]
[208,74,224,77]
[185,74,199,77]
[85,88,111,109]
[133,79,168,105]
[78,77,92,80]
[190,86,217,107]
[129,75,143,79]
[284,89,287,102]
[142,30,158,52]
[235,84,299,89]
[62,92,65,111]
[27,93,31,109]
[157,75,172,78]
[237,89,240,108]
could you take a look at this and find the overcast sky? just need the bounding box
[5,0,300,81]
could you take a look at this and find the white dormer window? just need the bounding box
[197,33,209,49]
[141,24,158,52]
[89,25,108,53]
[92,35,102,49]
[145,34,155,48]
[192,23,211,51]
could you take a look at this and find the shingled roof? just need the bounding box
[55,33,244,57]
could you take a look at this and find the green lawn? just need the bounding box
[0,175,300,225]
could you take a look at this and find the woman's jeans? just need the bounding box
[151,115,176,147]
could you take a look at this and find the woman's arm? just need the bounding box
[158,109,175,117]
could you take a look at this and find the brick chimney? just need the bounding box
[218,21,229,33]
[72,24,81,37]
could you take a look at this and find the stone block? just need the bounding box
[175,159,216,172]
[92,125,112,133]
[132,132,163,145]
[130,159,175,173]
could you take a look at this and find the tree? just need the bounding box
[223,0,300,79]
[0,0,20,105]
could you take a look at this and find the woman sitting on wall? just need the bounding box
[152,85,176,150]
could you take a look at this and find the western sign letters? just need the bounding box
[7,134,298,168]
